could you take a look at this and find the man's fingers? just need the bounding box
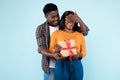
[74,11,78,16]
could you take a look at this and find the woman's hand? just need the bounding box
[73,53,83,60]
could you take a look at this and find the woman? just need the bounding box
[49,11,86,80]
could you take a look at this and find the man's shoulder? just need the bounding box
[36,22,48,31]
[37,22,46,28]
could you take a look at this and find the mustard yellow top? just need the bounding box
[49,30,86,58]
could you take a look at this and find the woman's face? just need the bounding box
[65,14,75,30]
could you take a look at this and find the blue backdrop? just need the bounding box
[0,0,120,80]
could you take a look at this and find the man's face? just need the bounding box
[45,10,59,26]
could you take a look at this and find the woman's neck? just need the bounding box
[64,28,73,33]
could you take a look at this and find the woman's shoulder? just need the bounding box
[53,30,63,34]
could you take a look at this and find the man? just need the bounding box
[36,3,89,80]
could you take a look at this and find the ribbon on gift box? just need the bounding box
[62,40,76,61]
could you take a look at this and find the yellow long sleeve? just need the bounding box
[49,30,86,58]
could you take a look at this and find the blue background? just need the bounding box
[0,0,120,80]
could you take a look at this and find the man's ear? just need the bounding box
[45,14,48,19]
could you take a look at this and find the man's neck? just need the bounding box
[48,22,58,27]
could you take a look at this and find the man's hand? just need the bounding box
[55,44,62,53]
[66,12,81,23]
[52,52,66,60]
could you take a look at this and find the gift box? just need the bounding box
[58,39,77,57]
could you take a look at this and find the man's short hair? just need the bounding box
[43,3,58,15]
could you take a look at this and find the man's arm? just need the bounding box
[36,26,52,55]
[77,18,89,36]
[77,16,87,32]
[75,12,89,35]
[36,26,63,60]
[68,12,89,36]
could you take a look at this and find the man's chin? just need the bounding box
[53,24,58,26]
[50,23,59,26]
